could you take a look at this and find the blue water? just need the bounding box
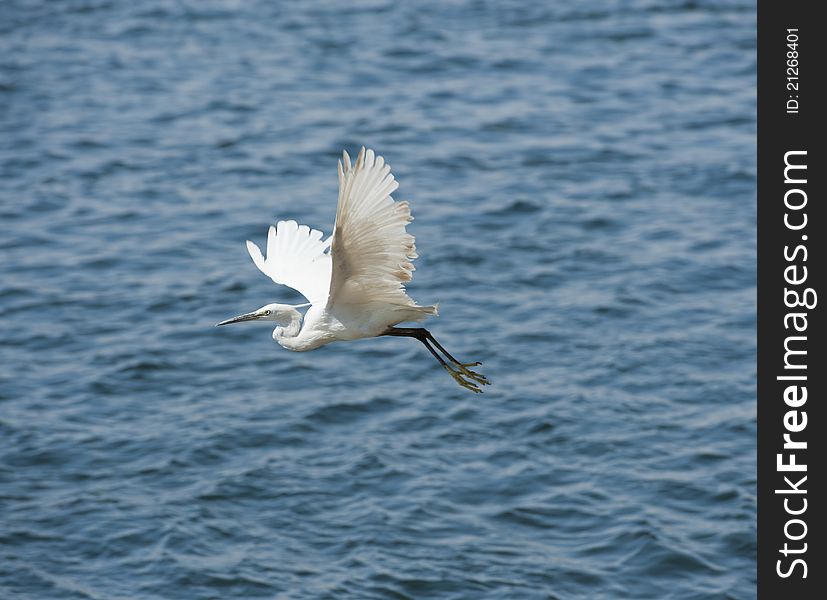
[1,1,756,598]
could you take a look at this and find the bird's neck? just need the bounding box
[273,305,333,352]
[272,308,303,342]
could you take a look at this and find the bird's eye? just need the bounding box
[264,310,271,315]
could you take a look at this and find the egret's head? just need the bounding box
[216,303,296,326]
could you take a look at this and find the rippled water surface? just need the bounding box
[1,1,756,598]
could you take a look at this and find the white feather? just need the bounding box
[246,219,332,305]
[327,147,437,325]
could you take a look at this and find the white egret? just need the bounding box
[218,147,489,393]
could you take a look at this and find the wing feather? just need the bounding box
[327,147,436,322]
[246,219,331,305]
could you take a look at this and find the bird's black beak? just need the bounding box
[216,311,263,326]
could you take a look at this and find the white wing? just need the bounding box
[246,219,332,305]
[327,147,436,321]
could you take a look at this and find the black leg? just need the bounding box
[422,330,481,368]
[380,327,490,392]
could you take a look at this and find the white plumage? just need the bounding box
[218,147,488,392]
[245,220,332,306]
[330,148,436,323]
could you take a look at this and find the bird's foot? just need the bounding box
[455,361,490,387]
[444,364,484,393]
[442,360,490,393]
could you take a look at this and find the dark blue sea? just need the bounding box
[1,1,756,598]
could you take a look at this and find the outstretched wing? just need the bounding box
[246,220,332,305]
[328,147,436,320]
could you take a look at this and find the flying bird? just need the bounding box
[217,147,489,393]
